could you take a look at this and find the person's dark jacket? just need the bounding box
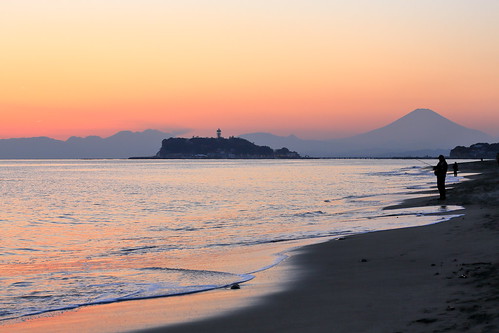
[434,160,448,177]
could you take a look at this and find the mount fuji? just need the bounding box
[241,109,494,157]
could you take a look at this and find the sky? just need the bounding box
[1,0,498,140]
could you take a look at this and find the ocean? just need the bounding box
[0,159,462,323]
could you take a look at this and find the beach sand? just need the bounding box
[2,160,498,333]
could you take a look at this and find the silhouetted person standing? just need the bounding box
[453,162,458,177]
[434,155,448,200]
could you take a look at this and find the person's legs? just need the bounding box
[437,176,446,199]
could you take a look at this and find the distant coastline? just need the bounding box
[2,110,497,159]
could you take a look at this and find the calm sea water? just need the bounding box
[0,159,462,322]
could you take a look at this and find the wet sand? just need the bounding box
[2,160,498,333]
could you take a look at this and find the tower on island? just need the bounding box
[216,128,222,139]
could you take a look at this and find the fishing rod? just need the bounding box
[415,158,433,167]
[413,159,437,174]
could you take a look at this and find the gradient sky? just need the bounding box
[1,0,498,140]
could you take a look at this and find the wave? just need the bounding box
[292,210,326,218]
[0,267,254,322]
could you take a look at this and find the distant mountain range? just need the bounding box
[0,109,495,158]
[241,109,495,157]
[0,129,172,159]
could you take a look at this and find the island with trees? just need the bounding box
[153,135,300,159]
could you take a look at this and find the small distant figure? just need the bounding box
[433,155,448,200]
[453,162,458,177]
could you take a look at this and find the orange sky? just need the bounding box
[1,1,498,140]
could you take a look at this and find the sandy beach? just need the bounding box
[2,160,498,333]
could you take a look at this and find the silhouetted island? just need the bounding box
[153,136,300,159]
[130,130,301,159]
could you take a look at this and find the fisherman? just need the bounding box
[434,155,448,200]
[453,162,458,177]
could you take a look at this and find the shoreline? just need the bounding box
[2,161,497,332]
[136,160,499,333]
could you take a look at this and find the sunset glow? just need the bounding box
[1,0,498,139]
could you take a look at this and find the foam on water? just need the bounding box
[1,267,253,321]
